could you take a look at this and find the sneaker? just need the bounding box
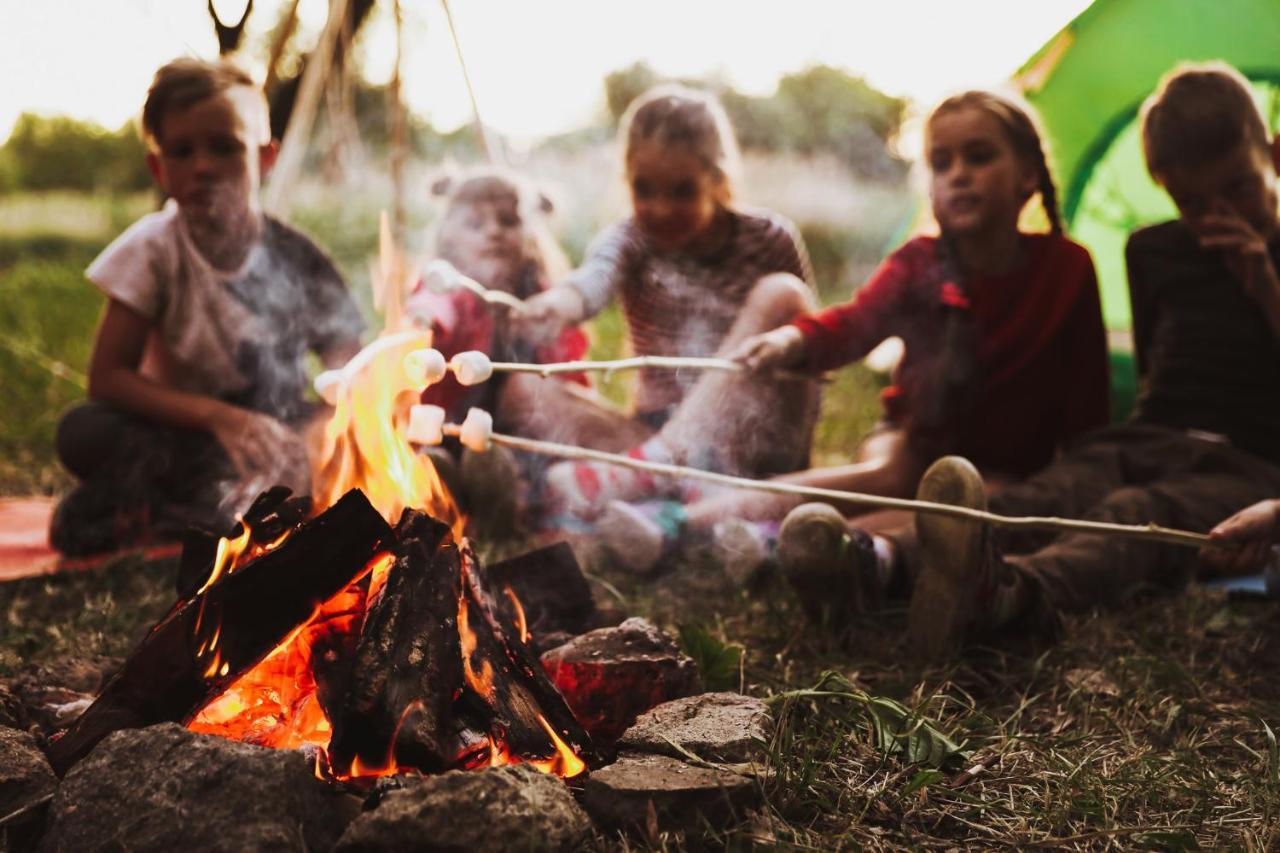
[907,455,989,660]
[776,502,878,625]
[711,517,778,586]
[594,499,687,574]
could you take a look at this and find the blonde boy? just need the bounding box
[50,58,364,555]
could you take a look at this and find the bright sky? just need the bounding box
[0,0,1094,145]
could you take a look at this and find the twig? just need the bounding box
[448,277,527,312]
[488,356,816,383]
[0,792,54,828]
[486,432,1211,548]
[0,334,87,388]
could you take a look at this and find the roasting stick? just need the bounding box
[422,348,819,386]
[422,259,527,312]
[406,405,1211,550]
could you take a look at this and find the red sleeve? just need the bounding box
[791,241,919,372]
[1057,246,1110,441]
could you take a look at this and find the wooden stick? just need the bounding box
[488,356,816,383]
[484,433,1211,549]
[449,276,527,312]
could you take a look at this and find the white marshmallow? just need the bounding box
[458,407,494,452]
[450,351,494,386]
[314,370,344,406]
[404,348,448,387]
[422,258,460,291]
[407,404,447,446]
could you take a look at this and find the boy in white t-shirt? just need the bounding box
[50,58,364,555]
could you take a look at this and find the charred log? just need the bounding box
[327,510,458,775]
[176,487,313,598]
[46,489,392,776]
[459,546,597,769]
[487,542,600,647]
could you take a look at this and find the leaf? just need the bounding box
[902,768,945,795]
[1263,718,1279,789]
[677,623,742,692]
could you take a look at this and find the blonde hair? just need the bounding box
[1140,61,1270,180]
[142,57,268,150]
[431,170,569,295]
[619,85,741,200]
[926,90,1063,235]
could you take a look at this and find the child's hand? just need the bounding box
[1197,204,1280,299]
[517,286,585,346]
[211,407,299,481]
[1199,498,1280,576]
[731,325,806,371]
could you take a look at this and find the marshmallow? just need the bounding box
[404,348,448,387]
[458,407,494,452]
[314,370,344,406]
[450,351,494,386]
[423,258,460,291]
[407,404,447,446]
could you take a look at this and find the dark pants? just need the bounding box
[50,402,239,555]
[986,424,1280,613]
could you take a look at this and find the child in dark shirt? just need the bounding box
[815,62,1280,658]
[49,58,364,556]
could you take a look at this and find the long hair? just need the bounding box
[619,84,742,202]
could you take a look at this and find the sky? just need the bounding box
[0,0,1094,145]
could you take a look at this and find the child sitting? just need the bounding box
[596,90,1110,576]
[516,85,822,549]
[408,171,589,424]
[49,58,365,555]
[404,170,590,524]
[793,62,1280,657]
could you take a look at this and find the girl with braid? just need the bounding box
[593,90,1109,583]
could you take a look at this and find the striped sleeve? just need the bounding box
[563,221,639,319]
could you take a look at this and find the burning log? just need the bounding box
[176,486,313,598]
[487,541,602,647]
[455,543,596,772]
[46,489,393,776]
[326,510,459,775]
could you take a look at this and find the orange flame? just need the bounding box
[503,586,531,644]
[458,594,496,703]
[190,550,390,751]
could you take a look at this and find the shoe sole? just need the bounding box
[908,456,986,661]
[777,503,860,623]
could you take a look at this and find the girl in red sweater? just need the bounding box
[598,90,1110,578]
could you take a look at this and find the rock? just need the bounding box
[0,725,57,816]
[41,723,353,852]
[335,764,590,852]
[616,692,771,763]
[0,683,26,730]
[10,657,121,735]
[581,752,757,834]
[540,618,701,743]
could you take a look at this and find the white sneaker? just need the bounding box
[594,500,666,574]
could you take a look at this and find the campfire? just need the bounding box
[44,224,593,782]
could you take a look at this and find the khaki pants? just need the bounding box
[985,424,1280,613]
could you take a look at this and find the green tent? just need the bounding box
[1013,0,1280,415]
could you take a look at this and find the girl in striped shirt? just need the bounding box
[515,85,822,531]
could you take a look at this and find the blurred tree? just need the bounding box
[1,115,150,193]
[602,61,907,181]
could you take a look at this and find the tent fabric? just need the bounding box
[1015,0,1280,330]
